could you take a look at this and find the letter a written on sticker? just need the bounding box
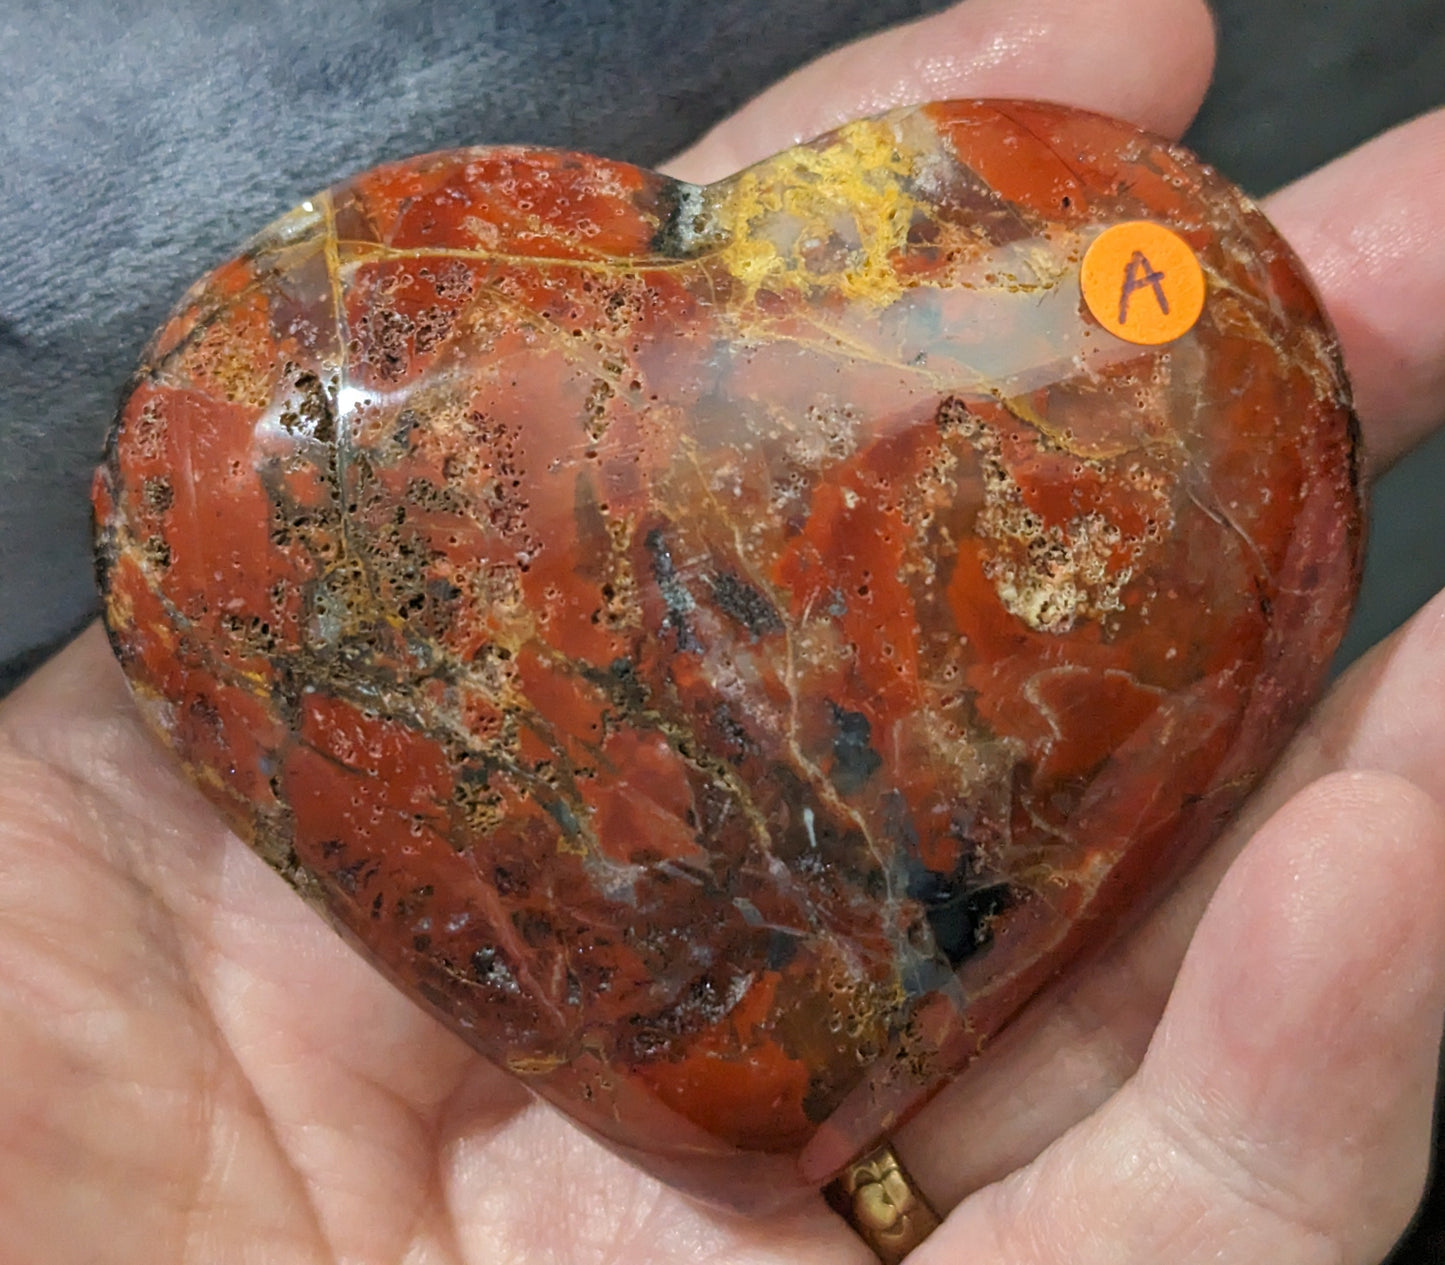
[1118,251,1170,325]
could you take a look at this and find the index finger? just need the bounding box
[1264,108,1445,474]
[664,0,1217,183]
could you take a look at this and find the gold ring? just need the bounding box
[824,1142,942,1263]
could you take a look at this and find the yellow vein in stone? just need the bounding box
[768,552,888,887]
[321,191,387,620]
[629,441,795,883]
[443,275,652,403]
[669,404,893,900]
[410,638,645,888]
[333,239,725,275]
[760,310,995,400]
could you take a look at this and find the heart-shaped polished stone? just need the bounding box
[93,100,1362,1213]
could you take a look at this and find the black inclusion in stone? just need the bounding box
[708,570,783,637]
[923,882,1014,967]
[644,525,699,651]
[648,179,725,261]
[827,702,882,794]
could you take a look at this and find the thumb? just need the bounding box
[913,770,1445,1265]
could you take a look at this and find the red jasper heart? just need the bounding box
[93,99,1362,1213]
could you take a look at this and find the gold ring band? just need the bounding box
[824,1141,942,1263]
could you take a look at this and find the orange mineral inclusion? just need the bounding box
[93,100,1362,1212]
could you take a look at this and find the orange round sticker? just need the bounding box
[1080,221,1206,345]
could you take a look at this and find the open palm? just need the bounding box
[5,2,1445,1262]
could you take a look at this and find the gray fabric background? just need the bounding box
[2,0,1443,1256]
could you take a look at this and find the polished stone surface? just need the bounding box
[94,100,1362,1211]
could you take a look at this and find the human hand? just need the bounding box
[4,1,1445,1261]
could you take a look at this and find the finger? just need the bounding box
[901,585,1445,1205]
[664,0,1217,183]
[1264,107,1445,473]
[911,770,1445,1265]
